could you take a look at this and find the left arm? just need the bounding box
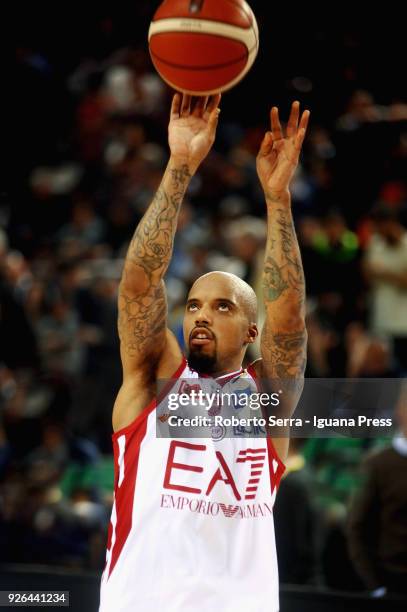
[256,102,310,416]
[261,199,307,382]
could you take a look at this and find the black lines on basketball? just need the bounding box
[150,47,248,72]
[148,0,259,94]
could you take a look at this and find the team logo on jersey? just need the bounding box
[162,440,274,503]
[210,424,226,441]
[207,399,221,417]
[178,380,202,396]
[160,439,280,519]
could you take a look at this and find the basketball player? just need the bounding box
[99,93,310,611]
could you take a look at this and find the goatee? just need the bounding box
[187,349,217,375]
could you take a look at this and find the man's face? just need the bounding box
[183,275,255,374]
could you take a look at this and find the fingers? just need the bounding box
[295,110,310,150]
[171,92,191,117]
[172,93,221,119]
[207,105,221,132]
[299,109,310,134]
[258,131,274,156]
[192,96,209,118]
[270,106,283,140]
[170,93,181,118]
[286,101,300,137]
[204,94,222,132]
[206,93,221,114]
[295,128,306,151]
[180,94,192,116]
[270,103,310,143]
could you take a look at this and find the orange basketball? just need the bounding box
[148,0,259,95]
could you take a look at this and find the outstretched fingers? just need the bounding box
[299,109,310,133]
[206,93,222,115]
[270,106,283,140]
[170,93,181,118]
[286,101,300,137]
[205,93,222,132]
[192,96,209,117]
[295,110,310,150]
[180,94,192,116]
[259,131,274,156]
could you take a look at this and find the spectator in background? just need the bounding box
[312,209,360,307]
[305,307,347,377]
[0,273,38,371]
[274,438,318,585]
[35,297,84,379]
[363,206,407,372]
[336,90,407,132]
[25,422,70,486]
[336,90,384,132]
[347,383,407,597]
[69,269,121,451]
[57,196,106,250]
[345,325,401,378]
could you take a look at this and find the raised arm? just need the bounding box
[255,102,310,412]
[114,94,220,430]
[118,93,221,371]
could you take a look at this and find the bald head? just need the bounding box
[190,271,258,323]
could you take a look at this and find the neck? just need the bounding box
[190,362,243,378]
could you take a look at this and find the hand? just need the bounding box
[256,101,310,201]
[168,93,221,173]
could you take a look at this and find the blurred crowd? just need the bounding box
[3,7,407,595]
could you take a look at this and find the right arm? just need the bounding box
[118,160,191,368]
[114,93,221,431]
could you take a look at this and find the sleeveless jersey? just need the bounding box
[99,359,285,612]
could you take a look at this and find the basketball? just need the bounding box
[148,0,259,95]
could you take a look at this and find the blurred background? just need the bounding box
[3,1,407,604]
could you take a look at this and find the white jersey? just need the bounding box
[99,359,285,612]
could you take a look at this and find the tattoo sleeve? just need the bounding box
[118,162,191,361]
[260,194,307,381]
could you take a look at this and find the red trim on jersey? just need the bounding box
[112,357,187,440]
[216,368,244,387]
[107,358,187,579]
[188,367,244,386]
[108,415,147,578]
[266,436,285,493]
[246,362,260,383]
[246,361,286,481]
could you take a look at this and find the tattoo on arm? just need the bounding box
[261,324,307,379]
[127,165,191,276]
[119,163,191,357]
[118,281,167,357]
[261,202,307,382]
[262,207,305,306]
[263,256,288,301]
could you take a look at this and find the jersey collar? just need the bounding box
[188,364,245,387]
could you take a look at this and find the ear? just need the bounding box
[246,324,259,344]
